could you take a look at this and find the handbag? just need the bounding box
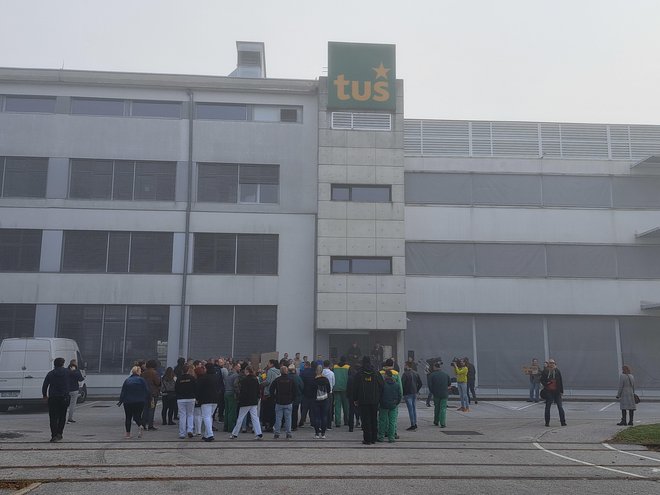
[540,388,548,400]
[627,375,640,404]
[316,385,328,401]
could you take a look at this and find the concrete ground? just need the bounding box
[1,398,659,494]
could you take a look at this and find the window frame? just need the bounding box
[331,184,392,202]
[330,256,393,274]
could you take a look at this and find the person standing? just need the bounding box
[298,361,315,428]
[616,365,637,426]
[322,360,335,430]
[347,342,362,367]
[526,358,542,402]
[377,369,402,443]
[311,365,331,439]
[378,358,402,440]
[289,363,304,431]
[352,356,384,445]
[332,357,350,428]
[175,364,196,439]
[427,362,451,427]
[540,359,566,427]
[451,358,470,412]
[42,357,70,442]
[464,357,478,405]
[230,366,263,440]
[141,359,161,431]
[118,366,150,439]
[270,365,295,439]
[66,359,84,423]
[402,361,423,431]
[196,363,220,441]
[223,362,241,433]
[160,367,177,426]
[261,359,280,432]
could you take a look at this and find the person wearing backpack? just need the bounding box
[377,370,402,443]
[269,365,295,439]
[352,356,384,445]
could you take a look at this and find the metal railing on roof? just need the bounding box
[404,120,660,160]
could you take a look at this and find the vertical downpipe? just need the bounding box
[179,90,194,358]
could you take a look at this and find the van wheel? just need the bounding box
[77,386,87,404]
[0,405,9,412]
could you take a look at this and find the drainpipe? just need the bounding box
[179,89,194,358]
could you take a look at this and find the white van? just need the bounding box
[0,338,87,411]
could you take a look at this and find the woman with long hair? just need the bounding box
[160,367,177,426]
[616,365,637,426]
[311,365,331,439]
[118,366,150,439]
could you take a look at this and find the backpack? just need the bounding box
[380,377,400,410]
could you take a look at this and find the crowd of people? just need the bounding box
[40,349,641,443]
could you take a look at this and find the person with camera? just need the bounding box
[451,358,470,412]
[540,359,566,427]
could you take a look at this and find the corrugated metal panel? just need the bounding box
[404,119,660,160]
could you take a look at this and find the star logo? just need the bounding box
[372,62,390,80]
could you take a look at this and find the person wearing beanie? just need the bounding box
[352,356,384,445]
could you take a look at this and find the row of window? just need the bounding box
[406,242,660,279]
[406,172,660,209]
[0,95,301,122]
[0,229,278,274]
[330,257,392,274]
[0,304,277,374]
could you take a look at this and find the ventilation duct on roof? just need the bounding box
[229,41,266,78]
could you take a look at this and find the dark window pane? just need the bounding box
[101,306,126,373]
[351,186,391,202]
[3,157,47,198]
[351,258,391,274]
[239,183,258,203]
[236,234,278,274]
[197,164,238,203]
[260,184,279,203]
[124,306,169,373]
[71,98,124,116]
[69,159,113,199]
[107,232,130,272]
[240,164,279,185]
[134,162,176,200]
[0,304,35,341]
[129,232,172,273]
[193,233,236,273]
[195,103,247,120]
[62,231,108,272]
[280,108,298,123]
[57,305,103,373]
[331,258,350,273]
[131,100,181,118]
[331,185,350,201]
[233,306,277,359]
[189,306,234,359]
[5,96,56,113]
[0,229,41,271]
[112,161,134,200]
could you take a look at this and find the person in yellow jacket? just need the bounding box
[451,358,470,412]
[378,358,403,440]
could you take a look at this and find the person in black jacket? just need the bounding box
[402,362,423,430]
[230,366,263,439]
[540,359,566,427]
[42,357,69,442]
[269,365,295,439]
[196,363,220,442]
[298,361,315,427]
[175,365,196,439]
[352,356,384,445]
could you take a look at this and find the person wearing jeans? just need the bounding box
[452,359,469,412]
[541,359,566,427]
[311,366,331,439]
[401,363,422,430]
[270,366,295,439]
[527,358,542,402]
[66,359,84,423]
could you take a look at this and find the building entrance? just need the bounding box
[329,331,398,367]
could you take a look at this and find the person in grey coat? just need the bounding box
[616,365,637,426]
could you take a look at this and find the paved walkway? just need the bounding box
[1,399,659,494]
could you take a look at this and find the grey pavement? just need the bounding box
[1,398,659,494]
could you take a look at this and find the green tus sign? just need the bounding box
[328,42,396,111]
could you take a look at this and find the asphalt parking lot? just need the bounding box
[1,398,659,494]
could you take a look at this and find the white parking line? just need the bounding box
[516,403,538,411]
[599,402,616,412]
[532,441,648,479]
[602,442,660,463]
